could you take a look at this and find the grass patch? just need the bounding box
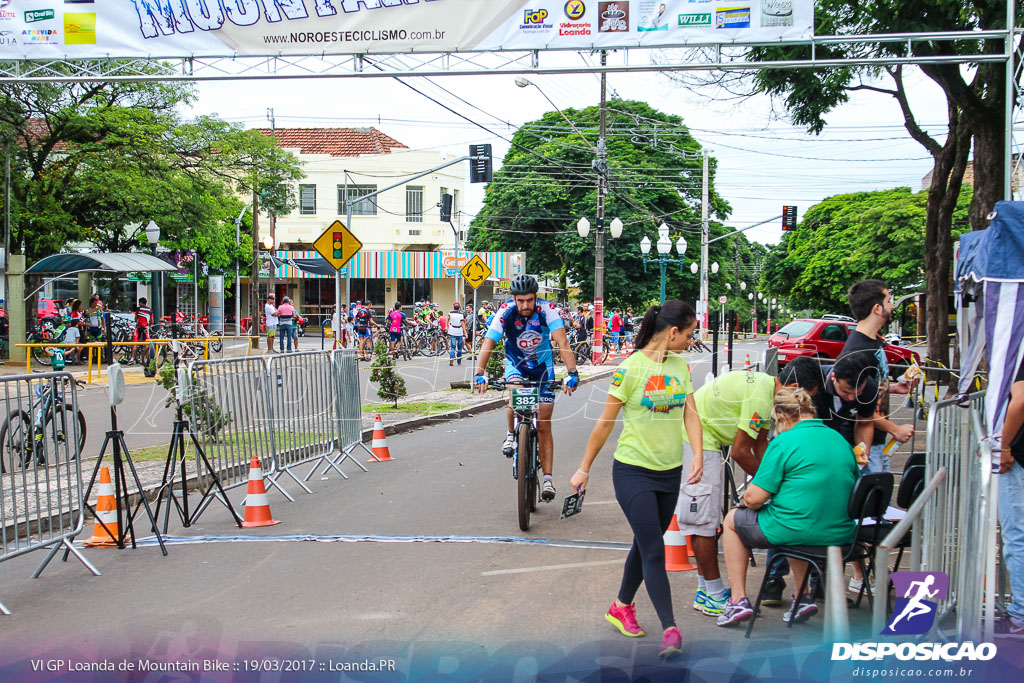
[101,429,333,463]
[362,402,461,415]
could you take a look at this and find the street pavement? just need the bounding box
[0,339,877,679]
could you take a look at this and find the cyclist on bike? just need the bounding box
[473,275,579,502]
[354,300,381,360]
[386,302,417,356]
[130,297,153,364]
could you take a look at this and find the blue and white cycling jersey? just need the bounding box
[485,298,565,373]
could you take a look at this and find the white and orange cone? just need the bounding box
[744,353,751,369]
[369,414,393,462]
[664,514,697,571]
[85,467,119,547]
[241,456,280,528]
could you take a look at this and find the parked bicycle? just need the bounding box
[0,375,87,473]
[488,377,563,531]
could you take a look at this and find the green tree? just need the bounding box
[468,99,739,309]
[674,0,1019,370]
[760,186,972,314]
[370,339,407,409]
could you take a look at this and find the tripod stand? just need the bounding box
[74,405,168,555]
[153,351,243,531]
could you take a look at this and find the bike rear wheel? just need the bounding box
[0,409,31,473]
[517,421,533,531]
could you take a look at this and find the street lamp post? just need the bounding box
[579,215,622,364]
[145,220,161,325]
[640,224,686,305]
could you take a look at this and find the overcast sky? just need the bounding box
[186,50,948,248]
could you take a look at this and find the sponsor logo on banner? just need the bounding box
[598,2,629,32]
[560,2,592,38]
[564,0,586,20]
[638,1,669,31]
[0,29,15,45]
[0,0,13,22]
[761,0,793,26]
[25,10,56,24]
[716,6,751,29]
[678,13,712,26]
[64,12,96,44]
[521,9,553,31]
[21,29,59,44]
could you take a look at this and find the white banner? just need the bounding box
[0,0,812,60]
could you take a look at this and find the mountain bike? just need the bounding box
[0,375,87,473]
[488,377,563,531]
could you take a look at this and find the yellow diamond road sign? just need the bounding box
[460,255,492,290]
[313,220,362,271]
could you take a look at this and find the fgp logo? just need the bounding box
[564,0,585,20]
[882,571,949,635]
[523,9,549,25]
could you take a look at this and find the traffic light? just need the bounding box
[470,144,493,184]
[782,205,798,230]
[440,193,453,222]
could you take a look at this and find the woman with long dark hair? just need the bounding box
[570,300,703,658]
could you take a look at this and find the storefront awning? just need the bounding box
[25,252,179,275]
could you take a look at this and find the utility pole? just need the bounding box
[593,50,608,365]
[251,188,260,348]
[699,150,710,333]
[267,108,276,302]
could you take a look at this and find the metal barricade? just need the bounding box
[329,349,373,471]
[762,347,779,377]
[0,372,99,614]
[921,391,985,629]
[266,351,349,491]
[187,357,288,522]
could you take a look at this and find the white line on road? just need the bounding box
[481,559,624,577]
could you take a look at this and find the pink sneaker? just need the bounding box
[605,602,645,637]
[659,626,682,657]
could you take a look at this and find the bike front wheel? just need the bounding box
[517,421,534,531]
[41,404,87,463]
[0,409,31,473]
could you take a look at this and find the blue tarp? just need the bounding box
[956,200,1024,288]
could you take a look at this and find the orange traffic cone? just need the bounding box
[369,414,393,462]
[85,467,119,547]
[607,344,617,362]
[664,514,698,571]
[744,353,751,368]
[241,456,280,528]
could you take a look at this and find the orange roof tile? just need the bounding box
[255,127,408,157]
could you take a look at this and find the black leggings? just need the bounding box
[613,460,681,631]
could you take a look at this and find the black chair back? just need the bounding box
[847,472,895,547]
[896,464,925,510]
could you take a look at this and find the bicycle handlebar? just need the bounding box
[487,378,564,391]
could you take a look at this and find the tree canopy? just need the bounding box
[760,185,972,314]
[467,98,768,310]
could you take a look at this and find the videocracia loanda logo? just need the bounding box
[882,571,949,635]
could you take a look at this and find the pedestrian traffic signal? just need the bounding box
[782,205,798,230]
[440,193,453,222]
[470,144,493,184]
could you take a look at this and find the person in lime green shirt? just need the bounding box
[570,300,703,659]
[716,387,859,628]
[677,357,825,617]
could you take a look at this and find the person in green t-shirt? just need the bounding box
[570,300,703,659]
[678,357,824,617]
[715,388,859,628]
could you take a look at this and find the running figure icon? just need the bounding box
[887,575,939,631]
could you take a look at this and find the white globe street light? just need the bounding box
[711,261,719,274]
[740,281,747,291]
[640,235,651,255]
[676,236,687,255]
[726,283,732,291]
[690,262,699,274]
[609,217,624,239]
[576,216,590,238]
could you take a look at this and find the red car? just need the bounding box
[37,298,64,321]
[768,317,920,379]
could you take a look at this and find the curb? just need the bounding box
[362,366,617,440]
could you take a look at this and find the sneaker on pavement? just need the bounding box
[541,479,556,502]
[702,590,731,616]
[716,598,755,627]
[501,434,515,458]
[994,617,1024,639]
[783,593,819,623]
[847,577,874,597]
[605,602,645,638]
[691,590,707,612]
[762,577,786,606]
[658,627,682,657]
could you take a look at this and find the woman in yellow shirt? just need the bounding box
[570,299,704,658]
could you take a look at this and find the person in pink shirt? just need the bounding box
[277,296,296,353]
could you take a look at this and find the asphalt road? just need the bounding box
[0,339,877,679]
